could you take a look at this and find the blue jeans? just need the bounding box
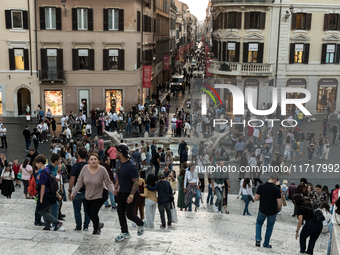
[72,191,90,230]
[146,152,151,165]
[256,211,277,247]
[126,123,131,135]
[188,189,201,211]
[308,150,313,160]
[264,157,270,168]
[104,190,117,207]
[278,136,282,147]
[298,119,302,127]
[207,184,213,204]
[51,201,59,219]
[300,141,304,152]
[315,146,323,157]
[242,194,251,215]
[327,221,333,255]
[154,164,160,179]
[254,137,258,146]
[99,150,104,159]
[25,138,31,150]
[215,186,224,211]
[145,124,150,133]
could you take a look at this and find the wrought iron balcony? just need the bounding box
[39,70,66,83]
[209,61,273,76]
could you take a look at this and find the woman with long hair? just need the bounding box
[70,153,115,235]
[1,165,14,198]
[283,135,291,161]
[184,164,201,212]
[177,168,187,211]
[293,194,323,255]
[20,157,33,199]
[237,177,254,216]
[165,149,173,171]
[140,174,157,228]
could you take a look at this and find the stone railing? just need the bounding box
[209,61,273,76]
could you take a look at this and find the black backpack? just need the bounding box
[307,203,325,224]
[42,169,59,194]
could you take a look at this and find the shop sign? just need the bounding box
[287,78,307,87]
[295,44,304,52]
[244,79,259,86]
[142,66,152,88]
[228,43,235,50]
[163,55,170,70]
[249,44,258,51]
[318,78,338,86]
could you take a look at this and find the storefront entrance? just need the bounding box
[317,79,338,113]
[105,90,123,112]
[17,88,30,115]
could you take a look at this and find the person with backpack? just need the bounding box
[31,128,40,153]
[293,194,323,255]
[68,148,90,231]
[145,171,173,229]
[34,154,64,231]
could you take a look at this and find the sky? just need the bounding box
[180,0,209,21]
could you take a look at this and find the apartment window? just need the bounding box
[77,9,88,30]
[243,43,264,63]
[109,50,119,69]
[45,8,56,29]
[291,13,312,30]
[108,9,119,30]
[324,14,340,31]
[289,43,310,64]
[244,12,266,30]
[78,49,89,69]
[40,48,64,80]
[227,43,236,62]
[5,10,28,30]
[228,12,237,29]
[47,49,58,79]
[8,48,29,70]
[321,44,340,64]
[72,49,94,70]
[157,17,160,34]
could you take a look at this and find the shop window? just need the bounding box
[105,90,122,112]
[109,50,119,69]
[317,85,337,112]
[45,90,63,115]
[0,91,3,115]
[45,8,56,29]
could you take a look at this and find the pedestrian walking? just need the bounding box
[0,124,7,149]
[237,178,254,216]
[23,126,31,152]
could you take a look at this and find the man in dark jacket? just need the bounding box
[239,151,248,180]
[181,146,188,164]
[145,171,173,229]
[178,140,187,164]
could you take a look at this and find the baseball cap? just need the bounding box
[116,144,130,158]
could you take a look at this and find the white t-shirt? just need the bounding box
[43,123,48,131]
[61,117,66,127]
[37,124,43,133]
[65,128,72,139]
[79,103,83,110]
[86,124,92,134]
[171,118,177,124]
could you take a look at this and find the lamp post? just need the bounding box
[61,0,67,17]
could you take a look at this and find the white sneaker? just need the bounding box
[213,205,218,212]
[218,211,222,214]
[58,227,66,232]
[278,212,281,215]
[132,222,137,227]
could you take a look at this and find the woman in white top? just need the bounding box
[237,178,254,216]
[0,124,7,148]
[20,157,33,199]
[320,203,332,233]
[327,198,340,255]
[1,165,15,198]
[184,164,201,212]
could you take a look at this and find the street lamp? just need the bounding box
[61,0,67,17]
[284,5,294,22]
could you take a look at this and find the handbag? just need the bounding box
[170,202,178,223]
[281,195,287,206]
[265,138,271,144]
[307,203,325,223]
[17,173,22,180]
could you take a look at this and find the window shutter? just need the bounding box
[321,44,327,64]
[88,49,95,70]
[222,42,226,61]
[8,49,15,70]
[56,8,62,30]
[88,9,93,31]
[236,12,242,29]
[338,14,340,31]
[235,42,240,62]
[137,11,140,32]
[23,11,28,29]
[303,43,310,64]
[72,8,77,30]
[244,12,250,29]
[260,12,266,30]
[24,49,29,70]
[243,43,248,63]
[40,49,47,78]
[40,7,45,30]
[335,44,340,64]
[289,43,295,64]
[57,49,64,79]
[103,49,109,70]
[118,49,125,70]
[143,15,146,32]
[103,9,108,31]
[119,9,124,31]
[72,49,79,70]
[306,14,312,30]
[218,41,222,61]
[324,14,329,31]
[5,10,12,29]
[224,13,228,29]
[137,48,140,69]
[154,18,156,33]
[148,16,151,32]
[257,43,264,63]
[291,13,297,30]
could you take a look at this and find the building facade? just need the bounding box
[0,0,39,116]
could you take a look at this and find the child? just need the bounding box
[145,171,173,229]
[281,179,288,199]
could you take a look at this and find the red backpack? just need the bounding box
[332,188,340,206]
[28,175,37,196]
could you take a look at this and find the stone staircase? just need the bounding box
[0,191,329,255]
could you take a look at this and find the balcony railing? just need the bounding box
[209,61,273,76]
[211,0,274,4]
[39,70,66,83]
